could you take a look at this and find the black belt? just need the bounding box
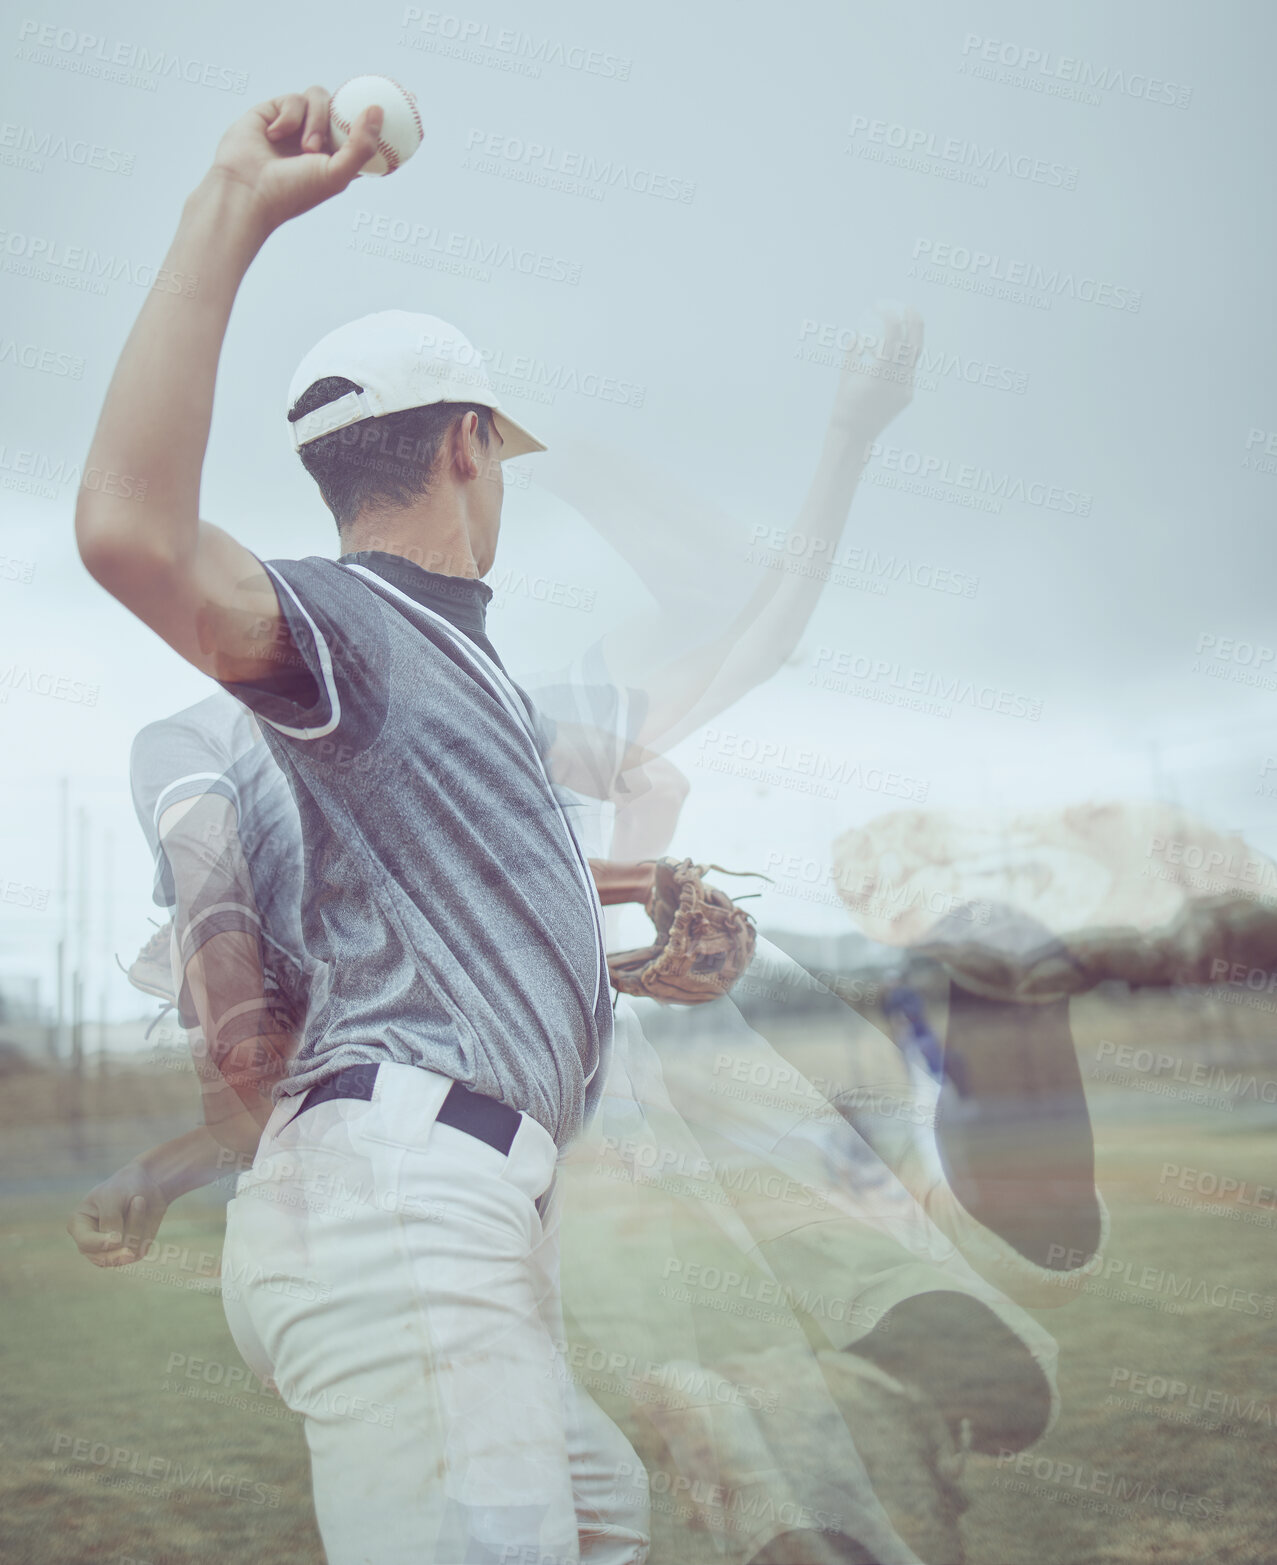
[292,1063,521,1156]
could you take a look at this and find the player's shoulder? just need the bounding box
[259,553,395,653]
[130,690,247,774]
[261,553,352,591]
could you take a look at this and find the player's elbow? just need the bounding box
[75,493,132,582]
[75,495,179,597]
[623,753,690,813]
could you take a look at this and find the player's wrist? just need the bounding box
[121,1151,171,1199]
[185,167,276,251]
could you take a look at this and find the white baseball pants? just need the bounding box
[221,1062,649,1565]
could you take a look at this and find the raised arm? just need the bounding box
[539,310,922,756]
[74,89,382,681]
[638,310,922,751]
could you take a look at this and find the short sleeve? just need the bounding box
[218,556,390,757]
[130,694,246,908]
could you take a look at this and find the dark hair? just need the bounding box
[288,376,495,533]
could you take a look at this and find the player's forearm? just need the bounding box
[75,171,268,577]
[130,1126,236,1204]
[181,924,294,1113]
[589,860,658,906]
[189,1023,291,1156]
[702,430,871,685]
[633,435,874,752]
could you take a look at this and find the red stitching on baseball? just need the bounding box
[330,77,422,177]
[382,75,424,143]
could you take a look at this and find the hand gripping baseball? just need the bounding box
[210,87,383,234]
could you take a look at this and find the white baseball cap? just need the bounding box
[286,309,546,459]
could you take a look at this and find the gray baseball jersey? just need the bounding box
[219,550,613,1147]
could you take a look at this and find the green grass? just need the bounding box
[2,1049,1276,1563]
[0,1195,321,1565]
[957,1118,1277,1565]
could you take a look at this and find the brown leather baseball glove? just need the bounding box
[606,858,759,1005]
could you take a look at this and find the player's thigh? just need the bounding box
[241,1128,581,1561]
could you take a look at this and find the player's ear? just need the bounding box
[458,411,482,477]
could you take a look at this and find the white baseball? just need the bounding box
[329,75,423,177]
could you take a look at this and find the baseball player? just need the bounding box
[71,83,1067,1558]
[75,87,649,1565]
[63,686,693,1269]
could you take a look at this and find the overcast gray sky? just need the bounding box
[2,0,1274,1023]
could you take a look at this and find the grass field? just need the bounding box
[2,991,1275,1564]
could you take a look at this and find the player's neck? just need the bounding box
[342,502,494,580]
